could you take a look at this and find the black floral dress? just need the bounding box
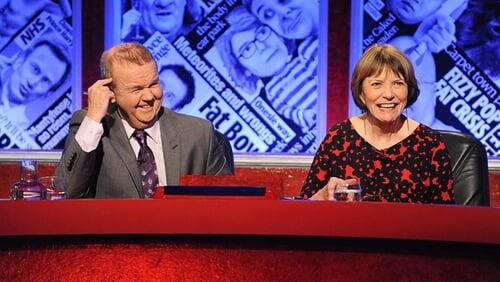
[301,120,454,204]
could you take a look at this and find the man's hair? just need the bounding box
[100,42,156,79]
[351,44,419,111]
[160,64,195,111]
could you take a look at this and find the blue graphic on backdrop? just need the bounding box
[114,0,323,154]
[0,0,78,150]
[350,0,499,157]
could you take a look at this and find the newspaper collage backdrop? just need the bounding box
[110,0,327,154]
[350,0,499,157]
[0,0,80,150]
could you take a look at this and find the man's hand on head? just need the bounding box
[86,78,115,123]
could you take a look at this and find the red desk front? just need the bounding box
[1,198,500,244]
[1,199,500,281]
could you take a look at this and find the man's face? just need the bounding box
[388,0,443,24]
[231,25,289,78]
[249,0,318,39]
[112,60,163,129]
[8,44,67,105]
[0,0,51,37]
[160,68,188,110]
[141,0,187,40]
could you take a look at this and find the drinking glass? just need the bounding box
[333,180,362,202]
[39,176,66,200]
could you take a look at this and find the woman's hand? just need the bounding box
[310,177,358,201]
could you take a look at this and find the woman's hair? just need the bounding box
[100,42,156,79]
[350,44,419,111]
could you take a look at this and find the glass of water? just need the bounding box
[39,176,66,200]
[333,180,362,202]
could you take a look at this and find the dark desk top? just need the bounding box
[1,198,499,244]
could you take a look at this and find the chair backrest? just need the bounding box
[214,130,235,174]
[438,130,489,206]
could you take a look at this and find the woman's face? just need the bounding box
[388,0,443,25]
[231,25,289,78]
[249,0,319,39]
[361,69,408,125]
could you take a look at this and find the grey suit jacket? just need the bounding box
[56,107,232,198]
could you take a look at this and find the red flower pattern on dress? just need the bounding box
[301,120,455,204]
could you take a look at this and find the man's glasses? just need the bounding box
[238,25,272,59]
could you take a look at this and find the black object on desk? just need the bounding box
[162,186,266,196]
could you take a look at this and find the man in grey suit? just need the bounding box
[56,42,232,198]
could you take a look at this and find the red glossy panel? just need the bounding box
[1,199,500,245]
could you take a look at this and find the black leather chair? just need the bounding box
[438,130,489,206]
[214,130,235,175]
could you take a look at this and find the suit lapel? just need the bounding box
[107,110,143,196]
[159,108,181,185]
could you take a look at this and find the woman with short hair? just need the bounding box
[301,44,455,204]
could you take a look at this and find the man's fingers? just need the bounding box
[88,78,113,90]
[96,77,113,86]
